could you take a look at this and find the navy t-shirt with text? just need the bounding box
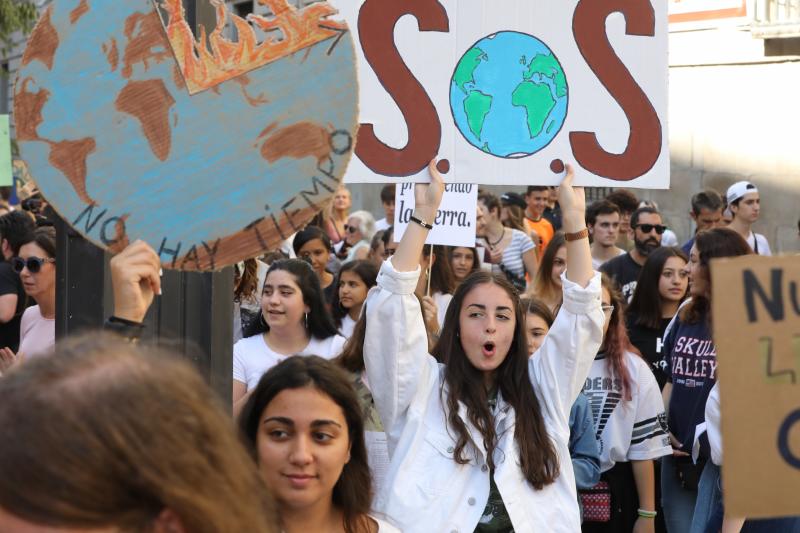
[662,310,716,457]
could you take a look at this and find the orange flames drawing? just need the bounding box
[157,0,347,94]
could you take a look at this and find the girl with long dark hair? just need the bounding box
[233,259,345,411]
[417,244,456,336]
[364,161,603,532]
[659,228,752,533]
[239,355,398,532]
[448,246,481,289]
[293,226,336,304]
[331,260,378,338]
[529,232,567,313]
[626,247,689,390]
[581,275,671,532]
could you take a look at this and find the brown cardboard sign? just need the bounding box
[711,254,800,519]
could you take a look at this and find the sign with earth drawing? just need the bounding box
[339,0,669,188]
[13,0,358,270]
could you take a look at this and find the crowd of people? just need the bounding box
[0,167,797,533]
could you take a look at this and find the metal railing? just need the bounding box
[752,0,800,38]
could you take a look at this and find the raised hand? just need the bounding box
[557,163,586,230]
[413,160,445,222]
[393,160,446,273]
[109,240,162,323]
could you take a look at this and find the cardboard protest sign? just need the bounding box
[710,254,800,519]
[393,182,477,247]
[14,0,358,270]
[340,0,668,187]
[0,116,12,187]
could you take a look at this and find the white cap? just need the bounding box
[726,181,758,205]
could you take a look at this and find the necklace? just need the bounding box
[486,227,505,248]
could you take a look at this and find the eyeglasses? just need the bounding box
[601,304,614,315]
[344,224,359,234]
[383,247,397,259]
[634,224,667,235]
[12,256,55,274]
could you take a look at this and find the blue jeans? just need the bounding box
[661,455,698,533]
[690,462,800,533]
[690,462,722,533]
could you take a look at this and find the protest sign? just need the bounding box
[0,115,12,187]
[710,254,800,519]
[393,182,477,247]
[14,0,358,270]
[340,0,669,187]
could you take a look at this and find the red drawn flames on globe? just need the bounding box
[158,0,347,95]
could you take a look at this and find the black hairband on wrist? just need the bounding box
[410,214,433,230]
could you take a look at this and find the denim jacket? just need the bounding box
[569,392,602,490]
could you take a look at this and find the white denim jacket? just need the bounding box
[364,260,603,533]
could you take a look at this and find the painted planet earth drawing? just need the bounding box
[450,31,568,159]
[14,0,358,270]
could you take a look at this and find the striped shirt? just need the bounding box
[483,228,536,279]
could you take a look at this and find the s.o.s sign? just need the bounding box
[339,0,669,187]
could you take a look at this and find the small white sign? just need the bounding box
[393,183,477,247]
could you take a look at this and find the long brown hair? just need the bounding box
[627,247,688,329]
[531,232,566,304]
[424,244,456,295]
[601,274,638,402]
[680,228,752,324]
[0,334,277,532]
[239,356,373,533]
[432,271,560,489]
[235,258,260,302]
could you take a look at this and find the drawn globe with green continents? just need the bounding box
[450,31,568,158]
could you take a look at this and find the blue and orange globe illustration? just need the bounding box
[450,31,568,159]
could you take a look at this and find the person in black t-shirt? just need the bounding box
[625,247,689,390]
[600,206,664,301]
[0,212,35,353]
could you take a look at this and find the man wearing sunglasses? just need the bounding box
[0,212,35,357]
[600,206,665,301]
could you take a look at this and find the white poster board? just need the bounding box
[338,0,669,187]
[393,183,477,247]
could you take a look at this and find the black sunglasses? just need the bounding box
[344,224,359,234]
[12,256,55,274]
[634,224,667,235]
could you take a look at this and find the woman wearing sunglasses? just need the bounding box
[5,226,56,363]
[341,211,376,263]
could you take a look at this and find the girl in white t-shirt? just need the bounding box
[581,275,671,532]
[330,260,378,339]
[238,355,400,533]
[233,259,345,412]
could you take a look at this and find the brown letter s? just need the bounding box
[356,0,449,177]
[571,0,662,181]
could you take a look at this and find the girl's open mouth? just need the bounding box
[482,342,496,358]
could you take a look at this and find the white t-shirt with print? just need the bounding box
[583,351,672,472]
[233,333,346,391]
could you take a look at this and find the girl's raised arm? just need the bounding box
[364,161,444,442]
[559,164,592,287]
[391,160,445,272]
